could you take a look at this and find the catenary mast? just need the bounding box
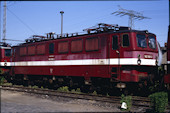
[3,1,6,43]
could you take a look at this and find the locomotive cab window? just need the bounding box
[112,35,118,50]
[5,49,11,57]
[122,34,130,47]
[148,35,156,49]
[136,34,147,48]
[49,43,54,54]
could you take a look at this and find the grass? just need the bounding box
[3,82,12,86]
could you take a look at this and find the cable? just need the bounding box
[5,38,24,42]
[7,7,36,34]
[7,2,16,8]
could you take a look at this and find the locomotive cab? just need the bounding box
[109,30,158,89]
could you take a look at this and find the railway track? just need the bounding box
[0,84,169,111]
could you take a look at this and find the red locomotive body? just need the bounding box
[9,24,159,93]
[0,42,11,75]
[164,25,170,88]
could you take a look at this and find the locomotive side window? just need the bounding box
[49,43,54,54]
[28,45,35,55]
[71,39,83,53]
[112,35,118,50]
[5,49,11,57]
[20,47,27,56]
[85,37,99,51]
[122,34,130,47]
[136,34,147,48]
[58,41,68,53]
[37,44,45,55]
[148,36,156,49]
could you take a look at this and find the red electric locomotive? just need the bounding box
[164,25,170,90]
[8,23,159,94]
[0,42,11,75]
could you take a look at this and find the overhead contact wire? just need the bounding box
[7,7,36,34]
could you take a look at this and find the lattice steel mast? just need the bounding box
[112,5,150,29]
[3,1,6,43]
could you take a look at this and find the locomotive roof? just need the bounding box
[0,42,11,48]
[15,23,156,47]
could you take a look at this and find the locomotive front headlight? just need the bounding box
[4,60,7,66]
[137,54,141,65]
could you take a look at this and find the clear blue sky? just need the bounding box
[0,1,169,46]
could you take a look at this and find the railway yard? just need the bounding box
[0,1,169,112]
[0,20,170,113]
[1,84,170,112]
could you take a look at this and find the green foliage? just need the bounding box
[3,82,12,86]
[71,88,82,94]
[32,85,38,89]
[0,76,5,85]
[0,68,4,75]
[120,94,132,111]
[71,89,76,93]
[158,66,163,72]
[76,88,81,93]
[149,92,168,113]
[149,81,161,92]
[106,93,110,97]
[57,86,69,92]
[92,91,97,95]
[0,69,2,74]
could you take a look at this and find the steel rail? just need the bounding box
[0,85,169,110]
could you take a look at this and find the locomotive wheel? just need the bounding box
[108,88,120,96]
[23,80,28,86]
[47,84,54,89]
[28,80,34,86]
[96,87,107,95]
[89,86,95,93]
[37,82,43,88]
[80,85,90,93]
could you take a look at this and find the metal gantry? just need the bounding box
[112,5,151,29]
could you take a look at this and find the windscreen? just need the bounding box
[148,36,156,49]
[136,34,147,48]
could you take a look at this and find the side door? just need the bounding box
[48,42,55,75]
[109,34,121,80]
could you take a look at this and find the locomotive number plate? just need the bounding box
[144,54,153,59]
